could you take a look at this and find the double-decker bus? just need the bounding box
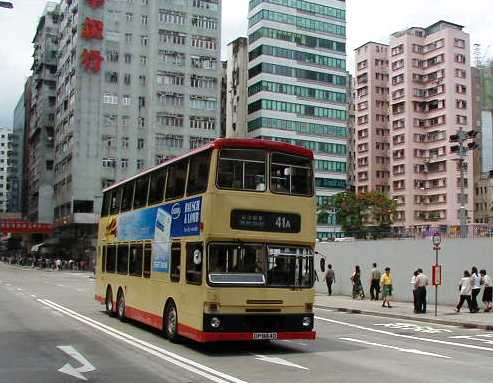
[95,138,316,342]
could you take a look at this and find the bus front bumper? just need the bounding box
[180,323,316,343]
[184,313,316,342]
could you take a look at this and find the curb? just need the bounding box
[315,304,493,331]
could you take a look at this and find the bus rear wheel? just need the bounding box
[117,290,126,322]
[105,287,114,316]
[164,302,179,343]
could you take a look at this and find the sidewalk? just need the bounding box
[315,294,493,331]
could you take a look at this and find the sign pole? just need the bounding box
[435,246,438,317]
[432,233,441,317]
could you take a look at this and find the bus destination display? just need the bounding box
[230,210,300,233]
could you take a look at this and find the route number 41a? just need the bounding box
[275,216,291,230]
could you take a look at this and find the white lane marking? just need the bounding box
[31,294,37,298]
[315,316,493,352]
[254,354,309,370]
[449,334,493,345]
[57,345,96,381]
[374,323,453,334]
[76,288,85,292]
[17,288,23,291]
[57,284,64,287]
[340,338,451,359]
[38,299,248,383]
[5,283,11,286]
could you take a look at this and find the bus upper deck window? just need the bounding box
[187,151,211,195]
[101,192,111,217]
[217,149,266,191]
[271,153,313,196]
[166,160,188,201]
[148,169,166,206]
[110,188,122,215]
[133,176,150,209]
[121,182,134,212]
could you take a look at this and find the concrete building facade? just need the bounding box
[28,2,59,223]
[354,21,474,229]
[10,94,26,213]
[52,0,222,245]
[247,0,348,239]
[225,37,248,138]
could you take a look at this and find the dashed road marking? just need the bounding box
[340,337,451,359]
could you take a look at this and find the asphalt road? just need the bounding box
[1,263,493,383]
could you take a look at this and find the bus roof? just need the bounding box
[103,138,314,193]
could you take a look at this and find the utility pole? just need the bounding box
[450,130,479,237]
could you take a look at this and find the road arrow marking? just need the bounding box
[57,346,96,381]
[340,338,451,359]
[253,354,309,370]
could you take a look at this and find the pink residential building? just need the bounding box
[354,21,474,229]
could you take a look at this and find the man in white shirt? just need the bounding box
[415,268,429,314]
[471,266,481,313]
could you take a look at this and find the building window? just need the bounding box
[123,73,131,85]
[141,15,148,25]
[159,10,186,24]
[124,53,132,63]
[122,95,131,105]
[159,30,186,45]
[121,158,129,168]
[191,35,217,50]
[137,159,145,169]
[125,12,133,22]
[140,35,148,46]
[103,92,118,104]
[140,55,147,65]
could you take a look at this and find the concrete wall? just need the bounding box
[315,239,492,306]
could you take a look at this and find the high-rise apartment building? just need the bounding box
[0,128,16,213]
[354,42,390,194]
[354,21,474,229]
[225,37,248,138]
[11,93,26,213]
[52,0,221,244]
[247,0,348,239]
[28,2,59,222]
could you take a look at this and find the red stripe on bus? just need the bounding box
[125,306,163,329]
[95,295,315,342]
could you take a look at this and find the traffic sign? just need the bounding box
[432,265,442,286]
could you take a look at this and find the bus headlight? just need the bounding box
[210,317,221,328]
[302,316,312,327]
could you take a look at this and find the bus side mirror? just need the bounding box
[320,257,325,273]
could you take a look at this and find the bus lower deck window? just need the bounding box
[186,243,203,285]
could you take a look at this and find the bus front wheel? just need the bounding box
[117,290,126,322]
[105,287,114,316]
[164,301,179,343]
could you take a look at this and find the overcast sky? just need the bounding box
[0,0,491,128]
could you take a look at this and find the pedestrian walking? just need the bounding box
[380,267,393,308]
[411,270,419,313]
[471,266,481,313]
[351,265,365,299]
[415,268,429,314]
[369,263,381,301]
[325,264,335,296]
[480,269,492,312]
[456,270,474,313]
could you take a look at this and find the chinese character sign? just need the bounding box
[82,49,104,72]
[82,18,104,40]
[86,0,104,8]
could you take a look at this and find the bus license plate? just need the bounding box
[253,332,278,340]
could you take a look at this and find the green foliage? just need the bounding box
[319,191,397,238]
